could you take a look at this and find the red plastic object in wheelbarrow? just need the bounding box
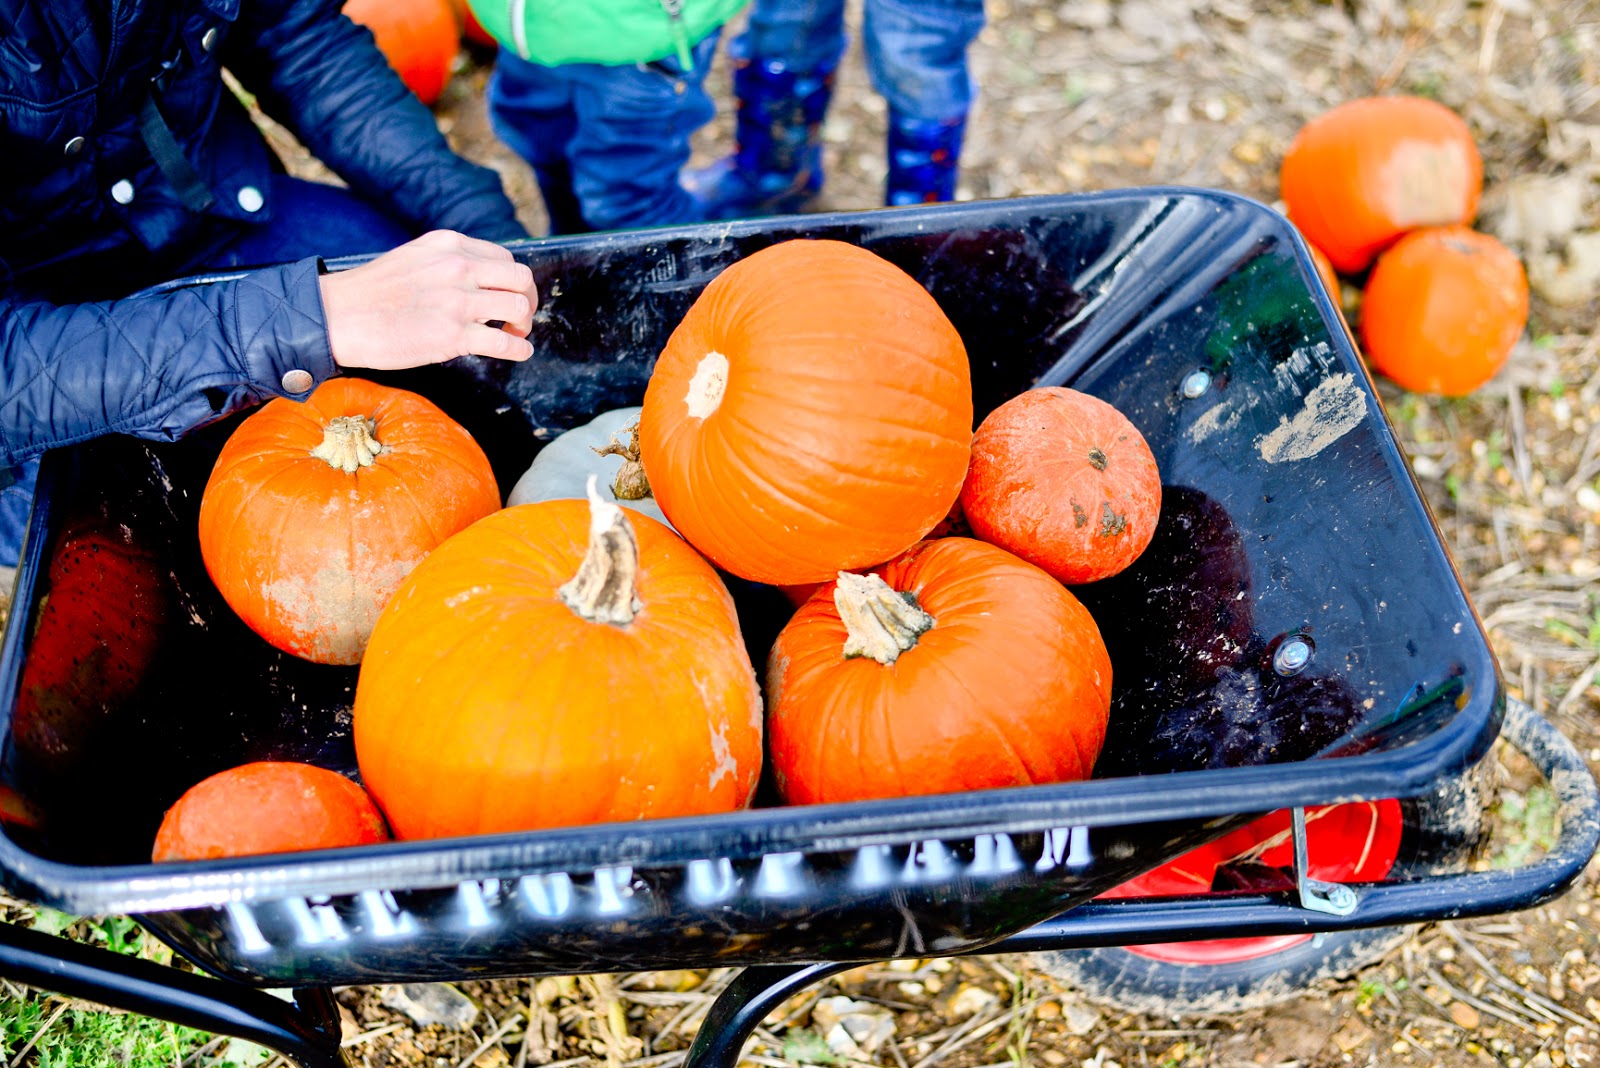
[1101,799,1403,964]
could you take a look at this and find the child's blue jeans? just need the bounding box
[739,0,986,122]
[0,176,415,569]
[487,33,721,234]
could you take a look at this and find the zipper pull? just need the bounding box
[660,0,693,71]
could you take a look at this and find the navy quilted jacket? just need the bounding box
[0,0,527,467]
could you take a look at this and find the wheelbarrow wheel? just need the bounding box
[1030,754,1494,1017]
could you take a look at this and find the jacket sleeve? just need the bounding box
[222,0,528,244]
[0,259,337,467]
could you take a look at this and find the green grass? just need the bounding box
[1,999,210,1068]
[0,907,265,1068]
[1544,603,1600,654]
[780,1028,838,1065]
[1491,785,1560,871]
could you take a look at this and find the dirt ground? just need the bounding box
[294,1,1600,1066]
[5,1,1600,1066]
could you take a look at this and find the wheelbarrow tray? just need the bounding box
[0,188,1503,987]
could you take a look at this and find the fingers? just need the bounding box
[415,229,509,259]
[434,230,517,263]
[460,323,534,362]
[471,257,538,306]
[322,232,541,370]
[467,289,536,338]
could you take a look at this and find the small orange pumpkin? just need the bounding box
[198,377,501,666]
[353,481,763,840]
[960,387,1161,586]
[1280,96,1482,274]
[1358,226,1529,396]
[639,239,973,586]
[767,538,1111,804]
[344,0,461,107]
[153,762,389,861]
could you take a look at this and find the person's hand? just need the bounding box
[318,230,538,370]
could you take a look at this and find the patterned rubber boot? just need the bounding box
[885,111,968,206]
[683,44,837,220]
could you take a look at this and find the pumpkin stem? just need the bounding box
[559,475,642,627]
[310,415,385,473]
[835,571,935,665]
[591,421,653,501]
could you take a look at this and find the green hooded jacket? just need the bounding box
[466,0,750,69]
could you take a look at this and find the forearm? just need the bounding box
[225,1,526,243]
[0,260,335,466]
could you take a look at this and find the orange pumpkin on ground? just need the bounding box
[1358,226,1529,396]
[353,480,763,840]
[960,387,1161,586]
[153,762,389,861]
[1280,96,1482,275]
[639,238,973,586]
[766,538,1112,805]
[344,0,461,107]
[198,377,501,666]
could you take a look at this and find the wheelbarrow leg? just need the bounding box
[0,918,348,1068]
[682,962,860,1068]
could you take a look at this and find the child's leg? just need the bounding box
[683,0,848,220]
[740,0,850,70]
[862,0,986,205]
[561,33,720,232]
[486,51,587,235]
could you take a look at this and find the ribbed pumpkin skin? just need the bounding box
[152,762,389,861]
[766,538,1111,805]
[1280,96,1482,274]
[639,239,973,586]
[352,500,764,840]
[1359,226,1529,396]
[198,378,501,666]
[960,388,1161,586]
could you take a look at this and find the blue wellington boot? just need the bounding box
[885,110,968,206]
[683,43,837,221]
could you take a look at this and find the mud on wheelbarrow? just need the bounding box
[0,190,1595,1068]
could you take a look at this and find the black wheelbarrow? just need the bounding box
[0,189,1595,1067]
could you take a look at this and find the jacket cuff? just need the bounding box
[236,257,341,399]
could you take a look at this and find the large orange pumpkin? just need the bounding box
[1358,226,1529,396]
[766,538,1111,805]
[353,480,763,840]
[639,239,973,586]
[153,762,390,861]
[960,387,1161,586]
[198,377,501,666]
[1280,96,1482,274]
[344,0,461,107]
